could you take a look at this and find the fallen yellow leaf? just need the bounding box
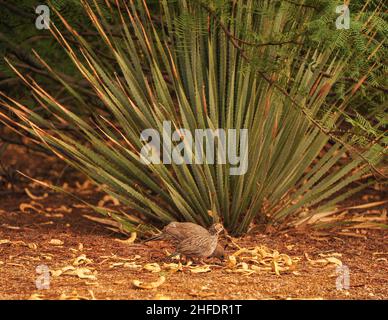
[115,232,137,245]
[143,263,161,273]
[73,254,92,266]
[163,262,183,272]
[49,239,64,246]
[189,266,211,273]
[28,293,44,300]
[25,188,48,200]
[132,276,166,289]
[272,260,280,276]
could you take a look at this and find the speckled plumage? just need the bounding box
[174,234,218,258]
[145,222,209,242]
[172,223,224,259]
[145,222,225,259]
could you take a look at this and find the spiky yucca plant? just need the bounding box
[0,0,385,234]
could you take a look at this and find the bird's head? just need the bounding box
[212,243,227,260]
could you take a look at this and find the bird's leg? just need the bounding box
[168,252,181,264]
[189,257,203,266]
[182,255,190,265]
[168,252,179,260]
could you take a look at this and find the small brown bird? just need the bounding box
[144,222,210,242]
[171,223,224,261]
[145,222,225,260]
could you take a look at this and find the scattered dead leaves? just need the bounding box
[143,263,161,273]
[163,262,183,272]
[24,188,48,200]
[115,232,137,245]
[189,265,212,273]
[98,194,120,207]
[50,266,97,280]
[132,276,166,289]
[0,239,37,250]
[305,252,343,267]
[19,200,71,218]
[73,254,93,266]
[28,293,44,300]
[59,290,96,300]
[226,245,298,276]
[49,239,64,246]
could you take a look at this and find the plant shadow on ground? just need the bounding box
[0,146,387,300]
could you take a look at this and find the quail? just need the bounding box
[145,222,225,260]
[170,223,224,261]
[144,222,210,242]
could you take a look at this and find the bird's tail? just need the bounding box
[143,234,164,243]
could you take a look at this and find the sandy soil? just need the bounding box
[0,146,387,300]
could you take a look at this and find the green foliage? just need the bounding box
[0,0,114,97]
[0,0,386,234]
[1,1,386,129]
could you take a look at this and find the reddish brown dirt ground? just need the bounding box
[0,146,387,300]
